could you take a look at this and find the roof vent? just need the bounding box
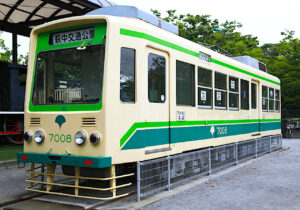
[232,56,267,72]
[86,6,179,35]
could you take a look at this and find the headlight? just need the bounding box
[34,130,45,144]
[90,132,100,145]
[75,131,86,145]
[24,131,33,142]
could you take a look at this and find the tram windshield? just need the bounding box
[32,44,105,105]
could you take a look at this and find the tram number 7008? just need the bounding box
[216,126,228,135]
[49,133,72,143]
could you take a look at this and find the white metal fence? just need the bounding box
[137,134,282,201]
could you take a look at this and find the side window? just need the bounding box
[269,87,274,111]
[240,79,249,110]
[198,67,212,108]
[251,83,257,109]
[229,77,239,110]
[176,60,195,106]
[262,85,268,111]
[215,72,227,109]
[148,53,166,103]
[275,89,280,112]
[120,48,135,102]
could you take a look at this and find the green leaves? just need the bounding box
[0,31,28,65]
[152,10,299,111]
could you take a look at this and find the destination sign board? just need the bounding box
[51,27,95,45]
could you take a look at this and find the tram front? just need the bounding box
[16,17,131,200]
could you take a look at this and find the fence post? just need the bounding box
[269,136,272,152]
[167,156,171,191]
[255,139,258,158]
[41,164,45,190]
[235,142,238,165]
[137,161,141,202]
[208,148,212,176]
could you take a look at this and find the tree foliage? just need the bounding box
[261,31,300,110]
[152,10,300,111]
[0,31,28,65]
[151,9,262,57]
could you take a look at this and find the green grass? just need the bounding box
[0,145,23,161]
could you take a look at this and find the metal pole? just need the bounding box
[41,164,45,190]
[12,33,18,64]
[280,134,283,149]
[137,161,141,202]
[167,156,171,191]
[269,136,272,152]
[235,142,238,165]
[255,138,258,158]
[208,148,212,175]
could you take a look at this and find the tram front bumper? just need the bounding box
[17,152,111,168]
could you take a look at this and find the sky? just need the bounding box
[1,0,299,57]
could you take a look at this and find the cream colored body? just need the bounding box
[24,15,281,165]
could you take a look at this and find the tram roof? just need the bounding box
[0,0,103,37]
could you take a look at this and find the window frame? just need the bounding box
[262,85,268,112]
[240,79,249,110]
[269,87,275,112]
[275,89,280,112]
[251,82,258,110]
[214,71,227,110]
[120,47,136,103]
[197,67,213,109]
[176,60,195,107]
[147,53,167,104]
[229,76,239,111]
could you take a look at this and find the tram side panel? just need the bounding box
[107,18,282,166]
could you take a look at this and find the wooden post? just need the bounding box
[74,167,81,196]
[46,165,56,192]
[30,163,35,187]
[110,165,116,197]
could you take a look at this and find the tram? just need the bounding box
[17,6,281,200]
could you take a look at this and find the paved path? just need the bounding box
[1,140,299,210]
[142,139,300,210]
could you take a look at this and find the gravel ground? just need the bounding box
[142,139,300,210]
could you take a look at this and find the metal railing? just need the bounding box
[137,134,282,201]
[24,164,134,200]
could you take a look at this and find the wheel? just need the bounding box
[3,116,24,144]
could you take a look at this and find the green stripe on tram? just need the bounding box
[120,119,281,148]
[120,28,280,86]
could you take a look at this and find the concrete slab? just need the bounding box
[2,199,83,210]
[140,140,300,210]
[93,147,290,210]
[0,140,296,210]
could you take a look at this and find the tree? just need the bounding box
[151,9,262,57]
[0,36,13,61]
[261,31,300,111]
[0,31,28,65]
[152,10,300,111]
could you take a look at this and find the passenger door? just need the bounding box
[144,47,170,152]
[251,81,260,133]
